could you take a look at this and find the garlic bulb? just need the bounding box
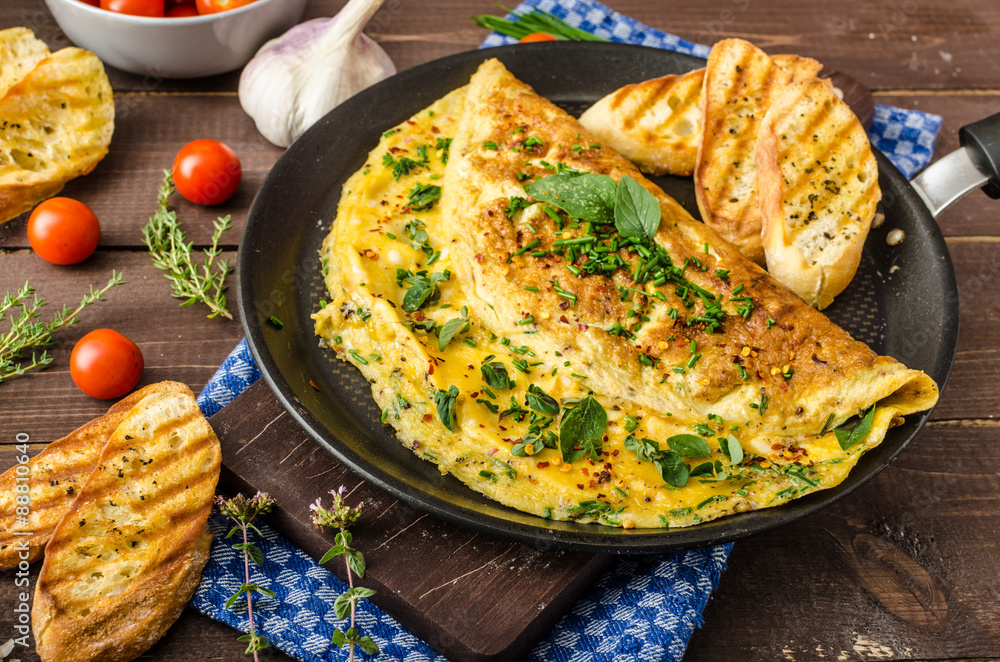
[239,0,396,148]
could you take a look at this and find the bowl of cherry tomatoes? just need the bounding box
[44,0,308,78]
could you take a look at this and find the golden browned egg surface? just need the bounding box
[314,59,937,529]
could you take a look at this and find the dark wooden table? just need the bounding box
[2,1,999,660]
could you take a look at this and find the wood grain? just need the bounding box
[2,0,1000,660]
[212,381,611,661]
[686,424,1000,662]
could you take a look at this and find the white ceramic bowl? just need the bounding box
[44,0,308,79]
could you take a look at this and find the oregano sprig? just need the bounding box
[142,170,233,319]
[215,492,276,661]
[311,486,379,660]
[0,271,124,383]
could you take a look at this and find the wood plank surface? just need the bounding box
[687,423,1000,662]
[2,0,1000,660]
[211,381,612,661]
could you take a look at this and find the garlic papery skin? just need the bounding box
[239,0,396,148]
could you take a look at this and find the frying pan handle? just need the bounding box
[959,113,1000,199]
[911,112,1000,217]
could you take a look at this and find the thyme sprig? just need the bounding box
[141,170,233,319]
[312,486,379,660]
[216,492,276,661]
[0,271,124,383]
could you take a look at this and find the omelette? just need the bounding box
[313,59,938,529]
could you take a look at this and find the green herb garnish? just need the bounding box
[435,385,460,431]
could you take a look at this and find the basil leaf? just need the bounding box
[559,395,607,463]
[624,434,660,463]
[689,461,717,477]
[722,433,744,465]
[480,361,509,390]
[526,384,559,415]
[437,306,470,351]
[666,433,713,458]
[835,404,877,451]
[434,385,459,432]
[402,281,433,312]
[655,451,689,487]
[523,173,616,224]
[614,174,660,240]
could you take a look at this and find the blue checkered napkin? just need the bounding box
[482,0,943,179]
[193,339,732,662]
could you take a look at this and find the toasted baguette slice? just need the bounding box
[0,28,50,98]
[32,387,221,662]
[0,382,193,570]
[0,47,114,225]
[579,67,705,176]
[757,78,881,310]
[772,53,823,83]
[695,38,792,265]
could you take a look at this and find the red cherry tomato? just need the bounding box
[100,0,165,17]
[195,0,257,14]
[70,329,144,400]
[520,32,559,43]
[166,5,199,15]
[27,198,101,265]
[172,139,242,206]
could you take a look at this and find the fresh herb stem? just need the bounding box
[312,487,379,660]
[216,492,277,661]
[0,271,124,383]
[142,170,233,320]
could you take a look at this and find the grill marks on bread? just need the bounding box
[0,382,191,569]
[756,78,880,310]
[31,386,221,662]
[695,39,792,265]
[579,68,704,176]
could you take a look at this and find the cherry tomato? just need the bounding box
[166,5,199,15]
[70,329,144,400]
[195,0,257,14]
[172,139,242,205]
[520,33,558,43]
[27,198,101,265]
[100,0,165,17]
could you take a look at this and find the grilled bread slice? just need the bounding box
[756,78,880,310]
[577,54,820,179]
[0,46,114,225]
[32,386,221,662]
[772,53,823,83]
[0,382,192,570]
[695,38,791,265]
[579,67,705,176]
[0,28,50,99]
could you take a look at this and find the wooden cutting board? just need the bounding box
[211,379,612,662]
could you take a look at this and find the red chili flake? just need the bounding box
[536,462,550,468]
[405,119,417,125]
[308,380,320,391]
[559,301,571,310]
[581,467,590,476]
[577,324,588,331]
[475,253,484,263]
[612,449,619,456]
[413,311,426,321]
[576,484,585,490]
[588,480,598,488]
[431,126,441,134]
[470,391,479,398]
[388,146,403,153]
[428,362,435,375]
[559,315,569,324]
[422,414,433,422]
[488,448,499,456]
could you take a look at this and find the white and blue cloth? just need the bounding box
[191,2,942,659]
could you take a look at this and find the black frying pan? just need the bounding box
[237,42,982,553]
